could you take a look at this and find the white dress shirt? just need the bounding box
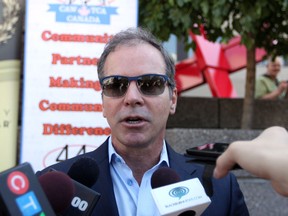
[108,137,170,216]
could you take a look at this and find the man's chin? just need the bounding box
[122,135,150,148]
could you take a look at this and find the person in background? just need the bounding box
[255,56,288,99]
[214,126,288,197]
[37,27,249,216]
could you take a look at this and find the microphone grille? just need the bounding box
[178,210,196,216]
[67,157,99,188]
[151,167,180,189]
[38,171,75,213]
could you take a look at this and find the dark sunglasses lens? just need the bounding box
[139,75,166,95]
[102,77,129,97]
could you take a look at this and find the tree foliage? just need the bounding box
[139,0,288,129]
[139,0,288,55]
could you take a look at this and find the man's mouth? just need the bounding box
[125,117,144,124]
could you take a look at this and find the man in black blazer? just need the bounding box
[38,138,249,215]
[38,27,249,216]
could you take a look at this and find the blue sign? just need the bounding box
[48,4,118,24]
[16,191,43,216]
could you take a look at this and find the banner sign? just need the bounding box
[20,0,138,171]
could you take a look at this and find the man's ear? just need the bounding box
[103,106,106,118]
[169,88,177,114]
[170,104,176,114]
[101,93,107,118]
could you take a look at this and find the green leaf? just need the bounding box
[168,0,175,6]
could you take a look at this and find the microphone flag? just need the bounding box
[0,162,56,216]
[151,178,211,216]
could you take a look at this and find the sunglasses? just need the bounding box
[99,74,172,97]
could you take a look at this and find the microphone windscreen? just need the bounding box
[178,210,196,216]
[67,157,99,188]
[151,167,181,189]
[38,171,75,213]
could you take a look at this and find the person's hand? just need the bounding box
[278,81,288,94]
[260,81,288,99]
[213,126,288,196]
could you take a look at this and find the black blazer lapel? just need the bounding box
[166,143,203,181]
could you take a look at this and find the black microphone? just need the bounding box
[0,162,56,216]
[151,166,181,189]
[151,167,211,216]
[67,157,99,188]
[38,171,75,214]
[60,157,101,216]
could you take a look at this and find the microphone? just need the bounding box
[0,162,56,216]
[38,171,75,214]
[67,157,99,188]
[151,167,211,216]
[60,157,101,216]
[151,167,181,189]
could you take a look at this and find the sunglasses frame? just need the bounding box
[99,73,172,97]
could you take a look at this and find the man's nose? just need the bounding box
[123,81,144,105]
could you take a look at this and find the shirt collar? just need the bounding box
[108,136,170,167]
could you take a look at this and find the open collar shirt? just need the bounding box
[108,137,169,216]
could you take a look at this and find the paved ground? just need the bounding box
[233,170,288,216]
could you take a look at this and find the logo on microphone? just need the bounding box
[71,196,89,211]
[7,171,29,195]
[7,171,43,216]
[169,186,189,200]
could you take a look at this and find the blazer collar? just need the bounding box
[89,138,201,180]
